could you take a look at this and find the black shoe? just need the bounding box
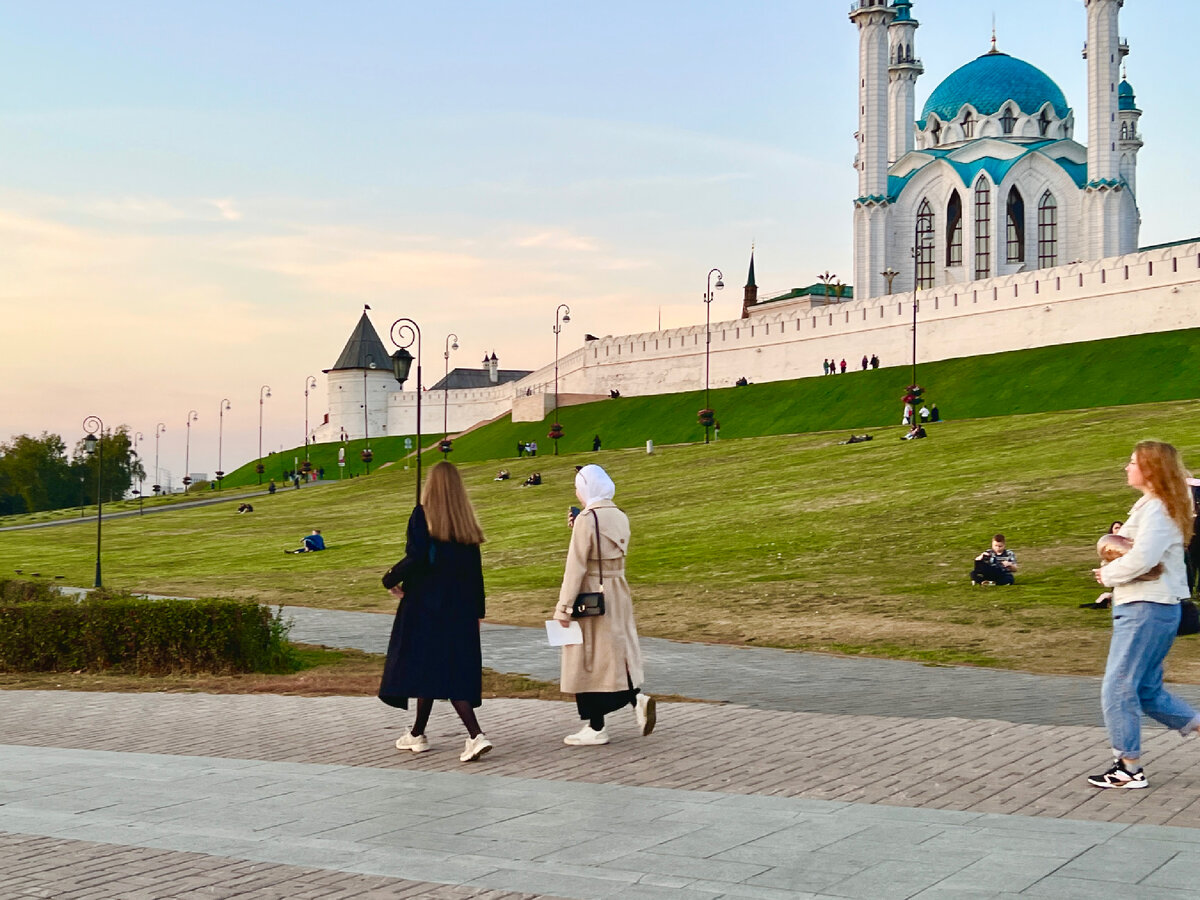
[1087,759,1148,789]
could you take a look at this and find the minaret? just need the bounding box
[850,0,896,300]
[1082,0,1130,259]
[741,246,758,319]
[1117,70,1142,196]
[888,0,923,164]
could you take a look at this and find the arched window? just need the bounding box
[1120,121,1129,140]
[915,199,935,289]
[1006,187,1025,264]
[1038,191,1058,269]
[1000,106,1016,135]
[974,176,991,279]
[963,111,975,139]
[1038,108,1051,137]
[946,190,963,267]
[930,120,942,145]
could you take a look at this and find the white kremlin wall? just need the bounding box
[380,240,1200,438]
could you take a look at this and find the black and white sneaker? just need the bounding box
[1087,759,1148,789]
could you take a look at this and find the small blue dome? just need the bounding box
[1119,79,1137,111]
[921,51,1070,125]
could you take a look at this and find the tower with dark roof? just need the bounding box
[741,248,758,319]
[320,309,397,442]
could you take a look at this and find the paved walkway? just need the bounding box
[283,606,1200,728]
[6,691,1200,899]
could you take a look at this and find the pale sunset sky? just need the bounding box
[1,0,1195,483]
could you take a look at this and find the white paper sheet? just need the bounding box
[545,620,583,646]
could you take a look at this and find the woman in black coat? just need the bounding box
[380,461,491,762]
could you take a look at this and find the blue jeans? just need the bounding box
[1101,601,1200,759]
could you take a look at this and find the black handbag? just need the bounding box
[1179,599,1199,636]
[571,510,606,618]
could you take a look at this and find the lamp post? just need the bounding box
[389,318,422,505]
[132,431,144,515]
[441,333,458,458]
[817,270,836,305]
[183,410,198,492]
[881,267,899,294]
[551,304,571,454]
[303,375,317,475]
[257,385,271,484]
[154,422,166,495]
[217,398,231,489]
[82,416,104,587]
[701,268,724,444]
[361,357,375,475]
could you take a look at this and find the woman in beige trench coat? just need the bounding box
[553,464,656,745]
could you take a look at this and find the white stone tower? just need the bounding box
[1082,0,1137,259]
[887,0,923,164]
[1117,71,1143,197]
[850,0,897,300]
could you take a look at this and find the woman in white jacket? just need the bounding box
[1089,441,1200,789]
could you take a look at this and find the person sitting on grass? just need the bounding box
[237,503,254,514]
[901,424,927,440]
[971,533,1017,585]
[494,469,510,481]
[840,434,873,445]
[287,529,326,554]
[522,472,542,487]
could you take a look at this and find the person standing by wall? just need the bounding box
[1088,441,1200,789]
[380,461,492,763]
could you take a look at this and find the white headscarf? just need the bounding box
[575,464,615,508]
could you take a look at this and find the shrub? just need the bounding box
[0,582,300,675]
[0,578,63,604]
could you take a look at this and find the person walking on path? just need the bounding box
[380,461,492,763]
[861,355,869,371]
[823,359,830,376]
[839,358,847,374]
[553,464,655,745]
[1088,440,1200,789]
[592,434,602,452]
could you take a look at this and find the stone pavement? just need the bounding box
[7,690,1200,898]
[283,606,1200,728]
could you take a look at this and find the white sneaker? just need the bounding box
[635,694,657,736]
[460,734,493,762]
[564,725,610,746]
[395,732,430,753]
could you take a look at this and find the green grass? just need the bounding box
[4,395,1200,677]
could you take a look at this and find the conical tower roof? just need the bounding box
[326,311,390,372]
[746,250,756,288]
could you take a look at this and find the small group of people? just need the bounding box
[236,503,254,514]
[900,423,927,441]
[379,462,652,763]
[902,403,940,425]
[823,355,880,375]
[822,358,846,375]
[516,440,539,457]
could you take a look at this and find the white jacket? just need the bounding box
[1099,495,1190,605]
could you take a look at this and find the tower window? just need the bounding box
[974,176,991,279]
[946,190,963,267]
[1006,188,1025,264]
[963,111,975,139]
[930,120,942,144]
[915,199,935,289]
[1038,108,1052,137]
[1000,106,1016,135]
[1038,191,1058,269]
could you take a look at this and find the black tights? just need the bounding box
[410,697,482,739]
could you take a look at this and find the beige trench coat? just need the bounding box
[554,500,645,694]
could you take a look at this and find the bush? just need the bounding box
[0,578,63,604]
[0,582,300,675]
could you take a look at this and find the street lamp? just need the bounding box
[154,423,166,495]
[132,431,144,515]
[257,385,271,484]
[184,410,198,492]
[701,268,724,444]
[817,270,836,305]
[551,304,571,454]
[389,318,422,505]
[441,333,459,458]
[881,267,899,294]
[362,357,375,475]
[303,375,317,474]
[82,416,104,587]
[217,398,231,489]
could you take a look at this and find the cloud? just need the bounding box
[209,198,242,221]
[513,229,600,252]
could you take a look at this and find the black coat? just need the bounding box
[379,505,486,709]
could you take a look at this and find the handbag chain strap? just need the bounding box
[591,509,604,592]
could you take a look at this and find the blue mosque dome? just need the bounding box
[1119,79,1137,111]
[921,51,1070,124]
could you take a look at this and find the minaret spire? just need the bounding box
[741,243,758,319]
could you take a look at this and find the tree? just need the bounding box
[71,427,143,506]
[0,433,80,513]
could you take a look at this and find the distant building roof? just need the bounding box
[326,312,391,372]
[757,283,855,306]
[429,367,533,390]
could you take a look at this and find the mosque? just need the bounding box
[313,0,1199,445]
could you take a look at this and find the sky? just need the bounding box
[1,0,1195,485]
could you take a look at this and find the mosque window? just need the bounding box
[915,200,935,289]
[974,176,991,279]
[930,120,942,145]
[962,111,975,139]
[1038,108,1051,137]
[1120,122,1129,140]
[1006,188,1025,264]
[946,190,962,267]
[1000,106,1016,135]
[1038,191,1058,269]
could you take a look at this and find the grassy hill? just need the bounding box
[4,396,1200,679]
[212,329,1200,484]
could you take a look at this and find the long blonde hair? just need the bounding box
[421,461,485,545]
[1135,440,1195,542]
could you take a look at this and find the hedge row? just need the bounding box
[0,582,299,675]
